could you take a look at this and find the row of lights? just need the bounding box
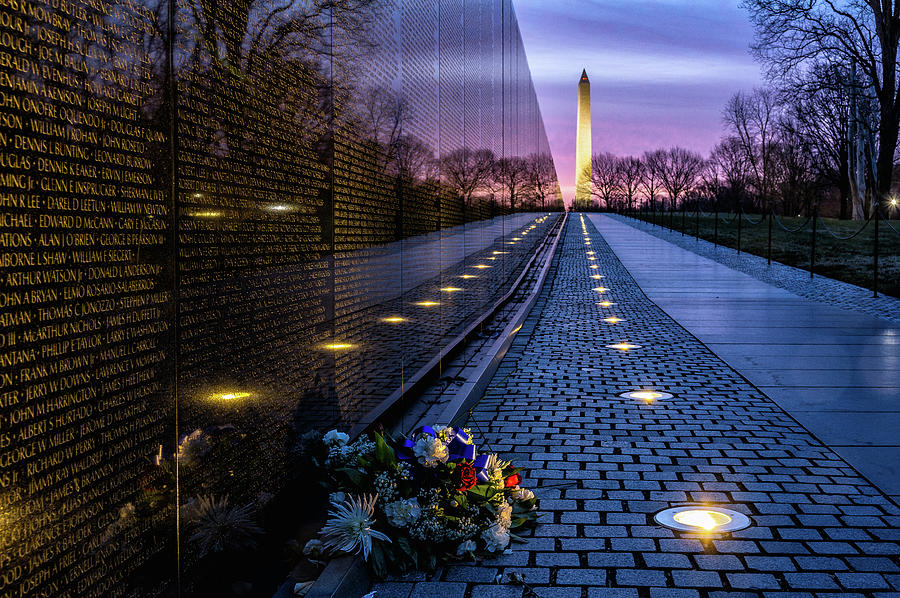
[315,216,547,349]
[580,216,751,534]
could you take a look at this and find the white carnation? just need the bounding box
[413,435,449,468]
[481,522,510,553]
[497,501,512,530]
[511,487,534,502]
[456,539,477,555]
[383,498,421,527]
[323,430,350,447]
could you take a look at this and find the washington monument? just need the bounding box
[575,69,591,208]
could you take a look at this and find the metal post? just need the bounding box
[737,199,742,254]
[767,204,773,265]
[695,200,700,241]
[714,198,719,248]
[810,202,818,279]
[873,206,880,297]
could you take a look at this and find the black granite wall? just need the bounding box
[0,0,560,595]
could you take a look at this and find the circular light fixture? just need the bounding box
[654,506,751,533]
[441,287,463,292]
[381,316,406,323]
[593,287,608,293]
[603,317,623,324]
[414,301,440,307]
[606,343,641,351]
[589,265,599,269]
[591,275,604,279]
[597,301,617,307]
[619,389,672,402]
[460,274,477,279]
[473,265,491,269]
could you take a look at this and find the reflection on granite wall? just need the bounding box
[0,0,560,595]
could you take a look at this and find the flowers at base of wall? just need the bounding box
[313,425,539,577]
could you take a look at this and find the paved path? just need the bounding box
[590,214,900,503]
[374,214,900,598]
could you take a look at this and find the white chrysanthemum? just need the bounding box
[511,487,534,502]
[456,539,477,555]
[413,435,449,468]
[323,429,350,447]
[320,494,391,561]
[383,497,421,527]
[481,522,510,553]
[497,501,512,530]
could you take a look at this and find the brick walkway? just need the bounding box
[373,216,900,598]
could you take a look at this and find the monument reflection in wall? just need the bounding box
[0,0,560,595]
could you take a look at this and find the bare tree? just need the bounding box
[723,88,780,208]
[526,153,559,210]
[657,147,706,210]
[641,150,664,209]
[741,0,900,199]
[710,136,751,210]
[590,152,622,210]
[441,148,496,209]
[493,157,530,211]
[617,156,644,210]
[773,118,818,216]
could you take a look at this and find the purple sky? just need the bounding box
[513,0,764,204]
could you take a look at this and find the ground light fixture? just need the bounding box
[602,317,623,324]
[414,301,440,306]
[460,275,477,279]
[590,265,599,269]
[441,287,463,292]
[618,389,672,402]
[473,265,491,269]
[654,506,751,533]
[381,316,407,323]
[591,275,604,279]
[597,301,616,307]
[593,287,608,293]
[606,343,641,351]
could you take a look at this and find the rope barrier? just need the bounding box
[816,213,873,241]
[720,212,738,224]
[772,212,812,233]
[740,207,765,226]
[879,208,900,236]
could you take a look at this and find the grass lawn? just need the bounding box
[628,211,900,299]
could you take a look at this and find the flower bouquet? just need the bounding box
[314,426,539,577]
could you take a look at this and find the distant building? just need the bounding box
[575,69,592,208]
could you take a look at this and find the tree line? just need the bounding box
[581,1,900,220]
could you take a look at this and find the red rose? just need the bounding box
[452,463,478,492]
[505,473,522,488]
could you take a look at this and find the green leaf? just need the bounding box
[466,483,500,502]
[374,433,397,467]
[336,467,366,489]
[396,536,417,569]
[369,540,388,579]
